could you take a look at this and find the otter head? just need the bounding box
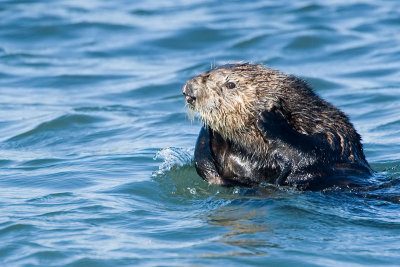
[183,63,265,143]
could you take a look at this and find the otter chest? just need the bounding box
[210,130,280,185]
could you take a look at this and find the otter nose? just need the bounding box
[182,83,196,105]
[182,83,193,95]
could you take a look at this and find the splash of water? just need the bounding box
[153,147,194,175]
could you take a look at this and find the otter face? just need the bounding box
[183,63,260,140]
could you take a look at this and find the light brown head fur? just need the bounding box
[183,63,366,163]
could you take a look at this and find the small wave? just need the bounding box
[291,3,324,13]
[152,27,234,50]
[9,114,105,139]
[232,33,271,49]
[153,147,194,175]
[13,74,132,89]
[3,113,107,149]
[26,192,74,203]
[152,147,226,199]
[74,105,140,114]
[0,223,36,237]
[284,35,335,51]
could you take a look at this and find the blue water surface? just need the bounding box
[1,0,400,266]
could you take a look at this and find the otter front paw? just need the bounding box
[256,110,290,140]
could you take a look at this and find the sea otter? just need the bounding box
[183,63,373,190]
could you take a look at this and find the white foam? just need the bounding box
[153,147,194,175]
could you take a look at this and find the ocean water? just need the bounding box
[1,0,400,266]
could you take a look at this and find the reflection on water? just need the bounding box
[205,206,272,257]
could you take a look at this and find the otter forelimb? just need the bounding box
[194,127,224,185]
[255,110,333,183]
[255,110,328,154]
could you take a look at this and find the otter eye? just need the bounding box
[226,82,236,89]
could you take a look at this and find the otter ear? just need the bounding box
[237,62,250,67]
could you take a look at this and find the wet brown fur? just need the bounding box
[187,63,365,162]
[184,63,371,188]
